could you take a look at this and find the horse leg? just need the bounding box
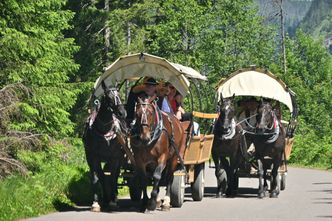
[212,151,223,197]
[162,157,178,211]
[88,159,104,212]
[108,160,121,208]
[229,155,241,197]
[220,157,231,196]
[270,158,281,198]
[263,161,269,193]
[162,180,172,212]
[257,158,265,199]
[147,163,165,211]
[138,170,149,213]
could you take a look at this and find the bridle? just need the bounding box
[218,100,237,140]
[135,99,163,145]
[256,104,280,143]
[94,88,126,134]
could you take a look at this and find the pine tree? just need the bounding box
[0,0,79,138]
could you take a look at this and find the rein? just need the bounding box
[236,114,257,129]
[242,111,280,143]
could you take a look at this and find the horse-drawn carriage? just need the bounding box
[85,53,215,211]
[213,67,298,198]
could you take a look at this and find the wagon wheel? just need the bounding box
[170,171,185,208]
[280,173,286,191]
[191,163,205,201]
[128,175,142,202]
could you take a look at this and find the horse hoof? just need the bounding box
[91,201,101,212]
[216,193,226,198]
[140,207,147,213]
[258,192,265,199]
[147,199,157,211]
[161,205,170,212]
[108,201,119,210]
[270,191,279,198]
[156,200,163,208]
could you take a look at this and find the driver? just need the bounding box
[126,77,158,125]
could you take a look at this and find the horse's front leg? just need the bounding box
[105,160,121,209]
[257,158,265,199]
[228,155,241,197]
[220,157,230,196]
[212,149,227,197]
[89,160,104,212]
[138,169,149,213]
[147,160,166,211]
[270,158,281,198]
[212,149,222,197]
[263,161,269,193]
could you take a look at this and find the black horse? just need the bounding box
[212,96,248,197]
[252,100,286,198]
[83,81,127,211]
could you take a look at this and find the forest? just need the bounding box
[0,0,331,220]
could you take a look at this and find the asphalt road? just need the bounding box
[25,165,332,221]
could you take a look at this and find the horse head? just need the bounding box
[256,100,275,134]
[101,81,127,119]
[218,95,236,137]
[135,95,158,144]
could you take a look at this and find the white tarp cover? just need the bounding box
[93,53,206,97]
[217,68,294,112]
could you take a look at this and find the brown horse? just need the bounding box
[212,96,248,197]
[251,100,286,198]
[130,95,185,212]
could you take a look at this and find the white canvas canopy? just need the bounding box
[217,68,295,112]
[93,53,206,97]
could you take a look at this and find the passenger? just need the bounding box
[237,97,258,157]
[156,82,173,114]
[174,91,200,136]
[167,84,177,113]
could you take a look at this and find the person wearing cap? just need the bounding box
[126,77,158,125]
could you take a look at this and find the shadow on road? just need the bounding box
[191,186,258,199]
[316,216,332,219]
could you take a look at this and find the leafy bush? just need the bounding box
[0,139,89,221]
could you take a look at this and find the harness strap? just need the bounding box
[147,104,163,146]
[239,128,250,162]
[164,114,186,172]
[266,116,280,143]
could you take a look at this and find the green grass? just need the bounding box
[0,138,130,221]
[0,165,85,221]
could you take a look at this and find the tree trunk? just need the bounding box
[104,0,110,66]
